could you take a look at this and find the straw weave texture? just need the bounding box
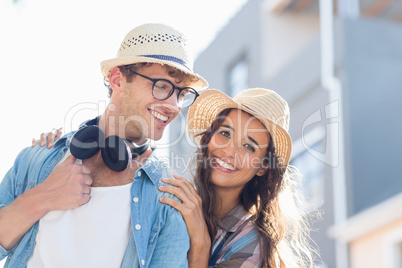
[100,23,208,90]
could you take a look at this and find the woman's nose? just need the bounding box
[222,141,238,156]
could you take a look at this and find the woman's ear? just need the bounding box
[257,159,269,176]
[108,67,123,94]
[257,166,268,177]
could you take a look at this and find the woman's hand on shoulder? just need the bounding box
[159,174,211,266]
[32,127,63,148]
[159,174,206,237]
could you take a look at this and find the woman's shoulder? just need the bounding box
[211,220,263,267]
[211,207,263,266]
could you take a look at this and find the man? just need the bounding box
[0,23,208,268]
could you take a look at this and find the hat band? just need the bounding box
[139,55,191,72]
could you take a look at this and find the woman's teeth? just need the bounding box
[215,157,236,171]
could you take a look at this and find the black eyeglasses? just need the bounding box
[133,72,199,108]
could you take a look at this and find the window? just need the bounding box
[228,56,249,97]
[291,125,326,210]
[291,142,325,209]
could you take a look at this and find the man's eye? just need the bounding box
[179,91,186,98]
[180,89,190,96]
[155,84,168,90]
[155,81,172,91]
[177,89,189,99]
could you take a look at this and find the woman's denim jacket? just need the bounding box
[0,131,189,268]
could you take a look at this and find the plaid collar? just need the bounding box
[218,205,254,233]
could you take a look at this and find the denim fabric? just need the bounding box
[0,131,189,268]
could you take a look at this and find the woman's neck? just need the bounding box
[214,187,242,219]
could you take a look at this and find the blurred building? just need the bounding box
[168,0,402,267]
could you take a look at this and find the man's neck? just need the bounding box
[98,111,147,144]
[88,110,152,186]
[82,149,152,187]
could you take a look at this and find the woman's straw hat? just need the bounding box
[101,23,208,91]
[187,88,292,167]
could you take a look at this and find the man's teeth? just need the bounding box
[215,158,236,171]
[151,110,168,122]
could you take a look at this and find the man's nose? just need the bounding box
[160,91,180,112]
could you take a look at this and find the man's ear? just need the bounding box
[108,67,123,94]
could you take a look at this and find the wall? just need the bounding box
[350,218,402,268]
[340,18,402,215]
[194,0,262,92]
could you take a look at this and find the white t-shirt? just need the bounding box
[27,152,132,268]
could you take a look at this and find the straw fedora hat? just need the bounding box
[187,88,292,167]
[101,23,208,91]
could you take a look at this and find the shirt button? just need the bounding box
[141,259,145,265]
[133,197,139,203]
[137,171,142,177]
[135,224,141,230]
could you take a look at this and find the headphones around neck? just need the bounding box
[70,117,150,172]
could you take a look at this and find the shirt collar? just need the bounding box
[55,131,75,148]
[218,205,254,233]
[138,151,163,185]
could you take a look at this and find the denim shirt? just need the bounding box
[0,131,189,268]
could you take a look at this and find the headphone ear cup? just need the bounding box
[70,125,105,159]
[102,135,131,172]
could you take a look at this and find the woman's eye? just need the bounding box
[244,144,255,152]
[220,131,230,138]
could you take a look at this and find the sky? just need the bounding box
[0,0,249,185]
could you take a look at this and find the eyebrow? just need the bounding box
[248,136,260,148]
[221,124,261,148]
[221,124,234,131]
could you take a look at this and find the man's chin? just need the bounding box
[148,130,165,142]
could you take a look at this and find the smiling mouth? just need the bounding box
[213,157,238,171]
[150,109,169,123]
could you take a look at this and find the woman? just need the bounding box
[35,88,315,267]
[158,88,314,267]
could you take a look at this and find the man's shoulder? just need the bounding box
[11,132,72,180]
[14,144,54,167]
[141,154,185,206]
[141,152,176,184]
[18,131,72,163]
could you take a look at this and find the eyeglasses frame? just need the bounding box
[132,71,199,107]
